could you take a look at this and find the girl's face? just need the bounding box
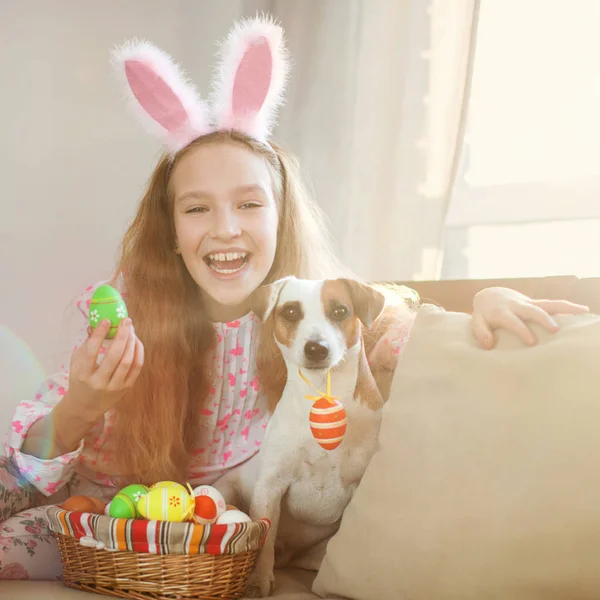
[171,142,279,321]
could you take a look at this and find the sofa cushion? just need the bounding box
[314,306,600,599]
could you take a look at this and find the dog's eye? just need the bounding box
[331,305,349,320]
[281,305,301,322]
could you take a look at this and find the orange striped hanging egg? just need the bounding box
[309,398,347,450]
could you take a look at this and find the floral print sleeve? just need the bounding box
[4,373,83,497]
[3,283,103,497]
[368,309,416,372]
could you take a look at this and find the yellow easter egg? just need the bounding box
[137,486,195,522]
[150,481,187,493]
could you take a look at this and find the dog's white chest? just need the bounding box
[284,446,355,526]
[263,394,380,527]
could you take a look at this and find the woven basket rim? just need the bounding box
[55,533,258,599]
[46,505,270,556]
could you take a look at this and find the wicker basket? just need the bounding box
[46,506,269,600]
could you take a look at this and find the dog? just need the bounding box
[215,276,386,597]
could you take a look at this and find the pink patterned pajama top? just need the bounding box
[4,281,270,499]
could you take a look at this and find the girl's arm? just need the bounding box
[6,282,143,496]
[5,371,90,496]
[365,287,591,399]
[20,390,106,459]
[364,303,415,402]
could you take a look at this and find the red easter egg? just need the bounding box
[191,485,226,524]
[309,397,347,450]
[194,495,217,523]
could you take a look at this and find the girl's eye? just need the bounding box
[240,202,261,209]
[331,305,349,320]
[186,206,209,214]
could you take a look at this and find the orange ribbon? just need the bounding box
[298,369,338,405]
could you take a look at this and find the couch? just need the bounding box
[3,275,599,599]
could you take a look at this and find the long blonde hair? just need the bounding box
[107,131,347,483]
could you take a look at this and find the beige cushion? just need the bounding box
[313,306,600,600]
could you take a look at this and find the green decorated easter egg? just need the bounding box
[109,492,137,519]
[120,484,150,504]
[88,284,128,340]
[108,484,149,519]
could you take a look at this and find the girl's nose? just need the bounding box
[211,207,241,240]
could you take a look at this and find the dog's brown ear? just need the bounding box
[339,279,385,329]
[250,276,294,322]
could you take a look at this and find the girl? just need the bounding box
[0,16,588,581]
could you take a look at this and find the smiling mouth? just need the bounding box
[204,251,250,274]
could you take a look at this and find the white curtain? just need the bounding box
[0,0,478,385]
[243,0,480,281]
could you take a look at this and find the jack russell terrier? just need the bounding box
[215,276,387,597]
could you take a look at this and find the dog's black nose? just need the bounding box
[304,340,329,362]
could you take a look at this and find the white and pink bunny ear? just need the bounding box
[112,16,290,152]
[210,15,290,142]
[111,40,211,154]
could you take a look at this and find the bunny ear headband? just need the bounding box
[111,15,290,155]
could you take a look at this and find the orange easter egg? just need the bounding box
[309,397,347,451]
[90,497,108,514]
[61,495,100,513]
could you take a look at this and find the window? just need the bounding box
[441,0,600,279]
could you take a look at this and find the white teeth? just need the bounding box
[208,251,248,262]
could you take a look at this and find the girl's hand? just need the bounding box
[68,318,144,416]
[472,287,590,349]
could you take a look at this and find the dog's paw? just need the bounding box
[245,569,275,597]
